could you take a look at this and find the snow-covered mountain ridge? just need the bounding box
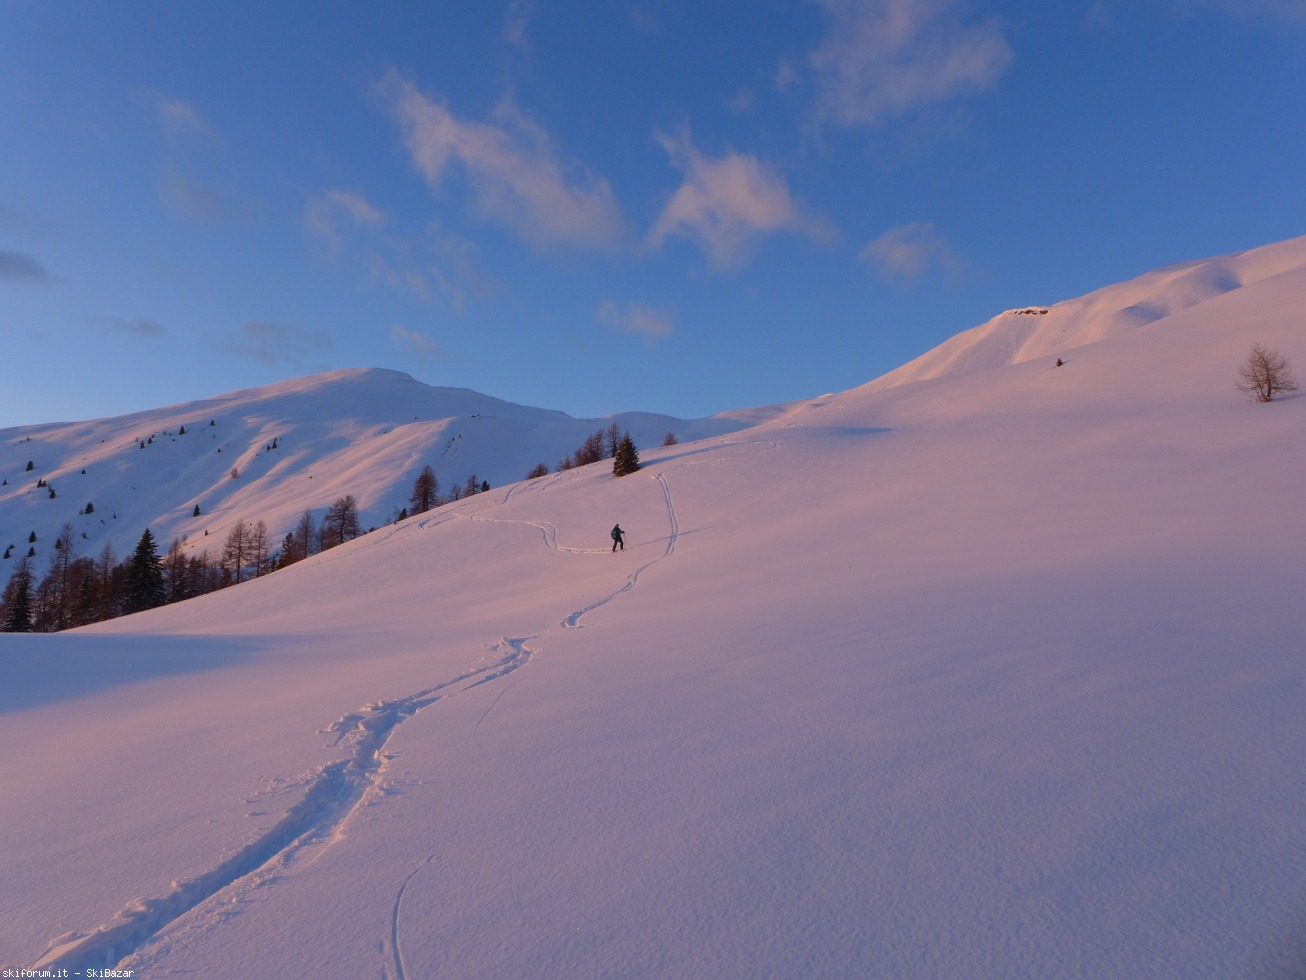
[0,368,758,567]
[4,233,1306,977]
[868,232,1306,389]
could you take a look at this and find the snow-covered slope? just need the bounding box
[0,368,758,567]
[869,232,1306,389]
[3,238,1306,977]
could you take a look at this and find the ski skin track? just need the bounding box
[28,466,684,975]
[31,640,534,973]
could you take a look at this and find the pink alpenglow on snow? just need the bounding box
[3,235,1306,977]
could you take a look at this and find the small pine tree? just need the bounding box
[612,433,640,477]
[662,431,678,447]
[527,463,550,480]
[122,528,166,614]
[179,425,187,435]
[85,501,94,514]
[1,558,35,632]
[28,531,36,543]
[193,504,202,517]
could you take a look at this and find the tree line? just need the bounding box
[2,426,650,632]
[0,481,393,632]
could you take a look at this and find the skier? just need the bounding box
[610,524,625,552]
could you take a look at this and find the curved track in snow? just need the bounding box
[32,640,535,974]
[30,466,686,975]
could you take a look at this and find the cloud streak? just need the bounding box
[155,96,214,141]
[597,300,673,338]
[859,222,962,282]
[0,249,51,284]
[218,321,333,369]
[376,69,623,252]
[390,325,446,359]
[305,190,387,252]
[649,129,830,269]
[94,315,166,338]
[808,0,1012,127]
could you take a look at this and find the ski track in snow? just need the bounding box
[28,465,687,974]
[386,856,434,980]
[562,471,679,629]
[30,639,534,974]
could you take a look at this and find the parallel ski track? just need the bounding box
[32,639,534,974]
[31,465,687,974]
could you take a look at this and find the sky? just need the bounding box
[2,1,1304,427]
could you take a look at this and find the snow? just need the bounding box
[0,366,754,569]
[4,236,1306,977]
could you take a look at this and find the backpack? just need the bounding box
[611,527,620,539]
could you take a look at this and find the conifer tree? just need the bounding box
[122,528,166,614]
[294,509,317,562]
[221,521,251,584]
[1,558,35,632]
[409,465,439,514]
[575,429,606,466]
[320,495,360,549]
[612,432,640,477]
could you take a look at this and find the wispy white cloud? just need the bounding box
[859,222,962,282]
[219,321,333,369]
[375,69,624,252]
[154,96,214,141]
[93,315,165,338]
[597,300,673,338]
[505,0,536,47]
[808,0,1012,128]
[305,190,387,252]
[390,325,447,360]
[0,248,51,284]
[649,129,831,270]
[151,94,249,225]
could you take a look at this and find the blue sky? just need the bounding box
[2,1,1304,426]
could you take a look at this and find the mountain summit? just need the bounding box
[869,233,1306,389]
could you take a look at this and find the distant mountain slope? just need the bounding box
[867,233,1306,390]
[0,368,758,567]
[6,234,1306,977]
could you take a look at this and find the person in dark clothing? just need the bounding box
[611,524,625,551]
